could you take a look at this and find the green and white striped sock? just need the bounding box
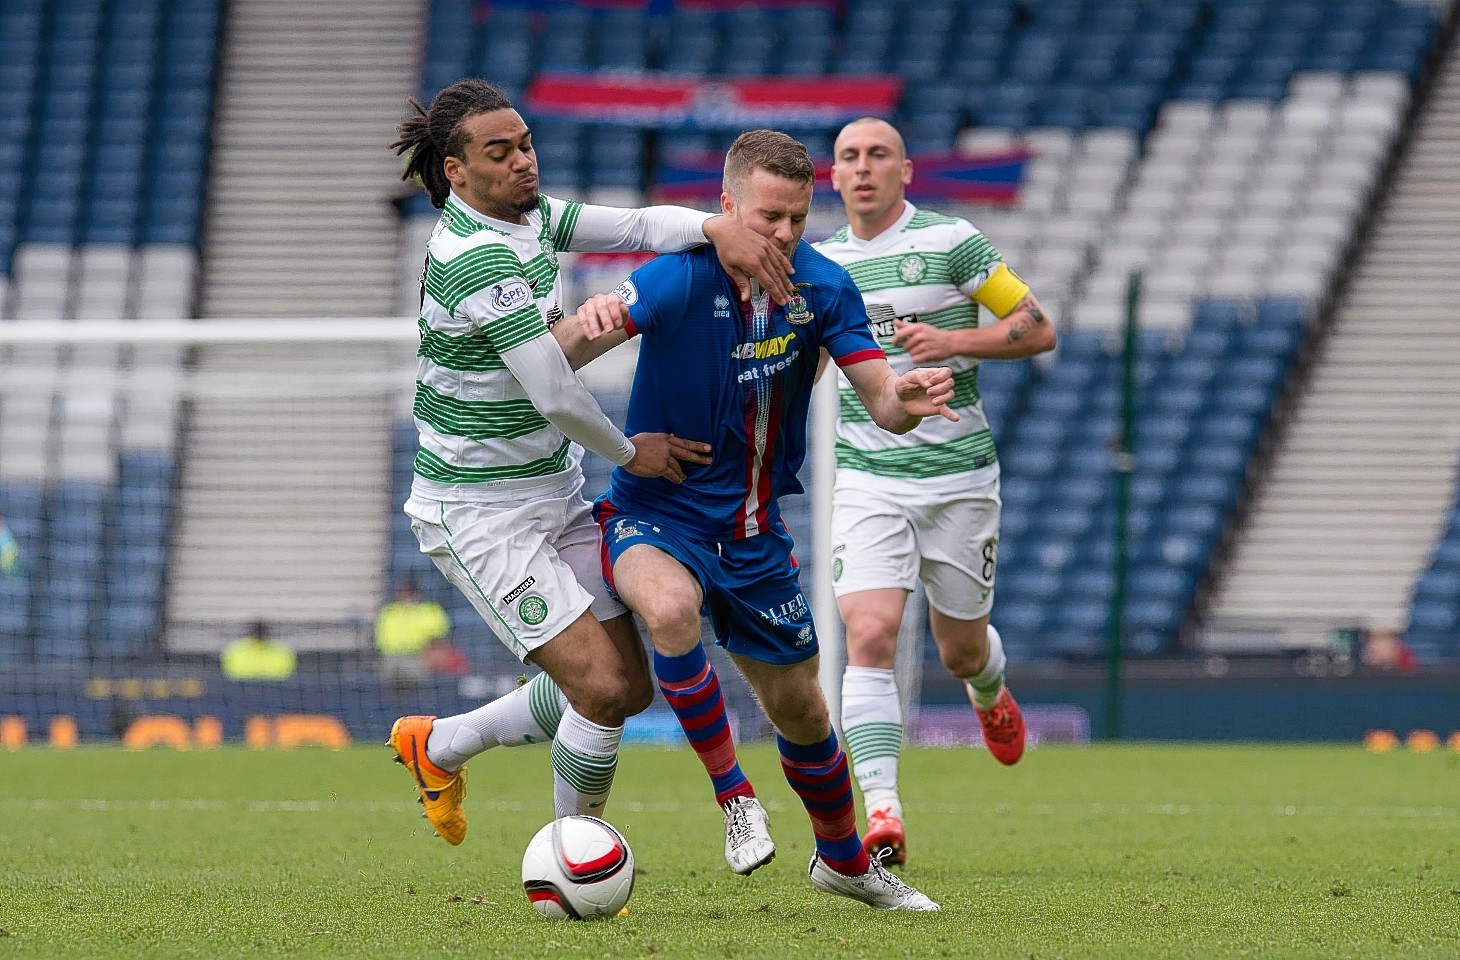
[426,671,566,771]
[551,707,622,818]
[964,624,1007,711]
[841,666,902,810]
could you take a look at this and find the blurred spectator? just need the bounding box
[220,621,297,681]
[375,580,452,684]
[0,518,19,576]
[1361,628,1418,674]
[420,634,470,677]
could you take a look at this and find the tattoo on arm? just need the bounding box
[1014,295,1046,325]
[1002,296,1045,343]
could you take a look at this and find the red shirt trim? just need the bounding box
[834,348,885,368]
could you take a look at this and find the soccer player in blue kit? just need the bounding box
[554,130,953,911]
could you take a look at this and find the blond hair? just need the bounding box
[723,129,815,198]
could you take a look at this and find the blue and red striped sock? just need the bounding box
[654,646,753,806]
[778,730,871,877]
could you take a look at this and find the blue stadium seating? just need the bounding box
[387,0,1442,667]
[0,449,176,662]
[1405,494,1460,659]
[968,296,1309,658]
[0,0,222,274]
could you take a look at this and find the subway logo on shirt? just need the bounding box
[730,331,798,360]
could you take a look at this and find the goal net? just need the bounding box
[0,317,914,749]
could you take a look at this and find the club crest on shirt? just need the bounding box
[785,283,814,325]
[898,254,927,283]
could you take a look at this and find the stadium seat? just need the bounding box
[1123,597,1183,654]
[1193,411,1263,451]
[1407,599,1458,635]
[1428,538,1460,572]
[1256,299,1309,327]
[1172,473,1240,511]
[1066,567,1115,603]
[1412,568,1460,603]
[993,598,1047,639]
[100,603,157,655]
[539,7,590,71]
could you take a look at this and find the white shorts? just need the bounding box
[405,486,626,662]
[830,472,1001,621]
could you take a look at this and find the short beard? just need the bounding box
[505,189,540,218]
[472,187,540,222]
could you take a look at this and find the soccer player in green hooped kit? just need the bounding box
[815,117,1056,866]
[384,78,795,846]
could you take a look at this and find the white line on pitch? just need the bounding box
[2,798,1457,818]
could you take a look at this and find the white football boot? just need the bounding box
[808,852,940,910]
[722,796,776,875]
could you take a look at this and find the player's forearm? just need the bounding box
[955,295,1055,359]
[552,316,629,371]
[868,371,920,435]
[566,204,711,254]
[502,337,635,466]
[843,358,919,434]
[542,395,635,465]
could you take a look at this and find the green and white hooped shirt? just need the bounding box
[411,192,712,503]
[815,202,1011,490]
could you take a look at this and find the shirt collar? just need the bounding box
[445,191,539,239]
[847,200,916,250]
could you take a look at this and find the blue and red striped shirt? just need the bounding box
[604,240,882,541]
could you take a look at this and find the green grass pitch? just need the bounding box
[2,743,1456,959]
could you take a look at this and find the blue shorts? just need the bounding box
[593,498,818,665]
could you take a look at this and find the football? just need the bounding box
[521,816,635,920]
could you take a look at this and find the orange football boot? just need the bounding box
[388,715,468,845]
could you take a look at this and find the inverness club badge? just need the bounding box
[785,283,814,325]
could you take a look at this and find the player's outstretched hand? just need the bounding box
[892,318,956,363]
[703,216,795,305]
[577,292,633,341]
[625,432,713,484]
[895,367,960,422]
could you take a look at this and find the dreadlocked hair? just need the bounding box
[390,78,515,208]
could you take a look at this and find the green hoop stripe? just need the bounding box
[835,430,997,479]
[528,672,564,737]
[413,440,572,484]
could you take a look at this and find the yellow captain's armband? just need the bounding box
[971,262,1030,318]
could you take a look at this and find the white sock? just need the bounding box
[964,624,1007,711]
[864,788,903,820]
[841,666,902,804]
[426,672,566,771]
[551,706,622,818]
